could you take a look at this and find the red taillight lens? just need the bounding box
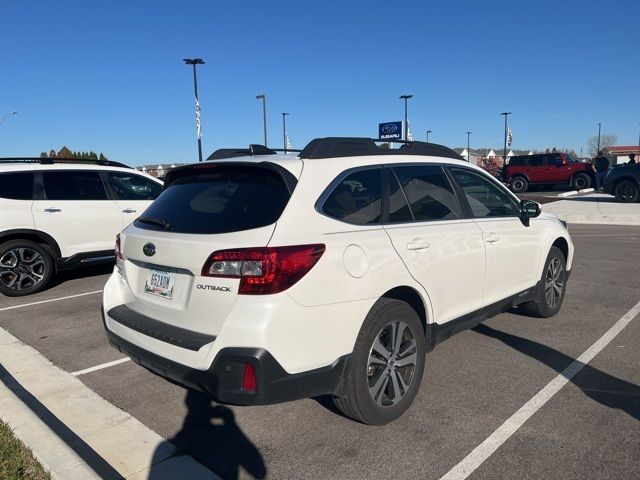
[242,363,257,392]
[201,244,325,295]
[115,234,123,260]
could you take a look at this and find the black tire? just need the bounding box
[520,246,567,318]
[0,240,54,297]
[333,298,426,425]
[572,172,591,190]
[614,180,639,203]
[510,176,529,193]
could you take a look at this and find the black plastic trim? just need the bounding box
[424,285,539,351]
[102,307,349,405]
[107,305,216,352]
[56,250,114,269]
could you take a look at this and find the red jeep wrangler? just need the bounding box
[504,153,594,193]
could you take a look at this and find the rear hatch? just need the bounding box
[118,161,298,337]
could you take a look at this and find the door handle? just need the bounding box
[406,240,430,251]
[122,208,137,213]
[485,233,500,243]
[43,208,62,213]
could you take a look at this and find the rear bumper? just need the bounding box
[102,307,349,405]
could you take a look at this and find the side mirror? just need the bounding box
[520,200,541,227]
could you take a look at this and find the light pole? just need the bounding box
[281,112,289,153]
[0,111,17,125]
[501,112,511,163]
[426,130,432,142]
[466,131,472,163]
[597,122,602,154]
[183,58,205,162]
[256,94,267,146]
[399,94,413,141]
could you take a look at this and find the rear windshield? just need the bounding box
[135,166,291,234]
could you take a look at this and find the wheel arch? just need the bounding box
[378,286,433,346]
[0,229,62,261]
[552,237,569,263]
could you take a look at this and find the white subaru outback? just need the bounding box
[102,138,573,425]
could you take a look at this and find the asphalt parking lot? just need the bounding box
[1,224,639,480]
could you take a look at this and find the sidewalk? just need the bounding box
[0,327,220,480]
[542,193,640,226]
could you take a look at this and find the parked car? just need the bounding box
[0,158,163,296]
[603,163,640,202]
[102,138,573,425]
[503,152,594,193]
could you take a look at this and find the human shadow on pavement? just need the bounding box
[473,323,640,422]
[150,390,267,480]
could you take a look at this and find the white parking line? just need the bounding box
[0,290,102,312]
[71,357,131,376]
[440,299,640,480]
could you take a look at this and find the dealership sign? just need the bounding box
[378,121,402,140]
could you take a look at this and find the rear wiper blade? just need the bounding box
[137,216,173,231]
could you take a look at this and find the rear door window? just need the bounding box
[42,171,107,200]
[106,172,162,200]
[321,168,382,225]
[391,165,461,222]
[0,172,34,200]
[135,166,291,234]
[529,156,545,167]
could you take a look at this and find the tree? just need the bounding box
[587,134,617,157]
[57,146,73,158]
[40,152,47,158]
[49,149,57,158]
[99,153,106,161]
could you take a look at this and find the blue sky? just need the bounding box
[1,0,638,166]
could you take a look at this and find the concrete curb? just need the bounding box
[0,326,221,480]
[556,190,579,198]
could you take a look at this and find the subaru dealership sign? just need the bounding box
[378,121,402,140]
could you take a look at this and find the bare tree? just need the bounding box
[587,134,617,157]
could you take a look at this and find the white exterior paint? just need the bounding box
[103,151,574,379]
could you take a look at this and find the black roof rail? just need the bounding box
[298,137,464,160]
[0,157,131,169]
[206,144,302,161]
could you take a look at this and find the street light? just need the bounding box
[501,112,511,162]
[399,94,413,141]
[281,112,289,153]
[0,111,17,125]
[256,94,267,146]
[426,130,432,142]
[183,58,205,162]
[597,122,602,154]
[466,131,472,163]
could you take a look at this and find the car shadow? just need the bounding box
[46,263,114,290]
[472,323,640,422]
[149,390,267,480]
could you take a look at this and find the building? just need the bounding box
[606,146,640,165]
[135,163,186,178]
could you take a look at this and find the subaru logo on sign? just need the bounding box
[378,121,402,140]
[143,243,156,257]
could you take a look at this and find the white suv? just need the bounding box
[0,158,163,296]
[102,138,573,425]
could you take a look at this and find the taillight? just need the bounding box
[242,363,257,392]
[201,244,325,295]
[115,234,123,260]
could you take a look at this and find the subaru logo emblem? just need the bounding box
[142,243,156,257]
[381,124,398,134]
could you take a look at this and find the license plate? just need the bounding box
[144,269,176,300]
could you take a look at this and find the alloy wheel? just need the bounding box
[544,257,564,309]
[0,247,46,291]
[367,321,417,407]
